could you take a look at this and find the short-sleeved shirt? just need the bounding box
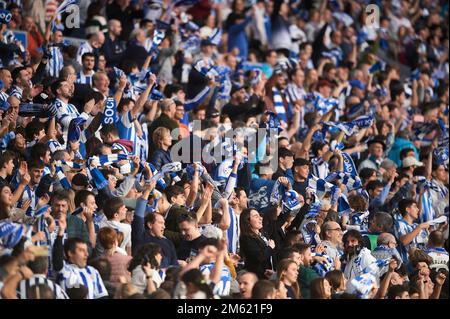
[394,217,428,262]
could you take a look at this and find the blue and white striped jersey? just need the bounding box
[46,46,64,78]
[76,70,95,86]
[9,85,23,101]
[17,275,69,299]
[394,217,428,262]
[117,111,136,155]
[226,207,240,254]
[0,90,9,102]
[57,263,108,299]
[48,98,90,146]
[199,262,231,296]
[76,41,93,65]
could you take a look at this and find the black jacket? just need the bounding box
[239,234,275,279]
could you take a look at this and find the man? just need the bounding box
[76,53,96,86]
[285,68,308,129]
[237,271,258,299]
[425,230,448,272]
[17,159,44,211]
[17,255,68,299]
[0,68,12,102]
[0,151,15,186]
[429,163,449,218]
[132,206,178,268]
[320,221,343,261]
[361,212,393,251]
[228,187,247,254]
[271,147,294,182]
[248,164,276,212]
[46,30,64,78]
[292,157,309,198]
[92,71,111,98]
[48,79,94,147]
[176,212,207,261]
[221,83,265,123]
[401,156,423,177]
[197,238,232,296]
[100,124,133,156]
[359,136,387,172]
[10,66,32,102]
[122,28,149,69]
[372,232,402,265]
[76,31,105,65]
[342,229,376,281]
[294,243,319,299]
[162,185,189,248]
[394,198,430,263]
[99,197,131,255]
[53,219,108,299]
[73,190,98,249]
[147,98,179,157]
[102,19,125,68]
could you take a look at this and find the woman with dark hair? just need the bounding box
[263,203,295,250]
[180,268,214,299]
[239,208,276,279]
[277,258,301,299]
[128,243,163,295]
[325,269,347,298]
[0,184,14,220]
[310,277,332,299]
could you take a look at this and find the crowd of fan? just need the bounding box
[0,0,448,299]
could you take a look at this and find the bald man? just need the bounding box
[372,232,403,266]
[103,20,125,67]
[321,221,344,260]
[76,31,105,65]
[238,272,258,299]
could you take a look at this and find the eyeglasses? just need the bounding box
[327,228,342,232]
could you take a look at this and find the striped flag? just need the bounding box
[56,0,78,14]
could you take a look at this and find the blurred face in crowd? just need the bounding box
[239,273,257,299]
[266,51,277,66]
[2,159,15,175]
[294,164,309,180]
[53,30,63,43]
[0,69,13,90]
[22,16,35,32]
[97,55,106,71]
[84,194,98,213]
[369,142,384,158]
[276,73,287,89]
[292,68,305,87]
[110,20,122,37]
[300,248,312,267]
[194,109,206,121]
[232,88,246,103]
[149,213,165,238]
[281,262,299,284]
[175,105,185,121]
[433,165,448,183]
[52,199,69,219]
[325,222,343,245]
[30,167,44,185]
[57,81,73,99]
[249,209,263,232]
[94,73,110,94]
[171,191,185,206]
[279,155,294,170]
[323,279,332,298]
[405,202,420,220]
[82,55,95,72]
[318,84,331,98]
[68,243,89,268]
[236,189,248,209]
[179,220,199,241]
[344,235,360,255]
[0,186,13,207]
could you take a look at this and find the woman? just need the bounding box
[150,127,172,171]
[263,204,294,250]
[239,208,276,279]
[325,270,347,298]
[0,184,14,220]
[277,258,300,299]
[178,269,214,299]
[310,277,332,299]
[97,227,132,285]
[128,243,164,295]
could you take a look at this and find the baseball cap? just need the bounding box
[210,109,220,117]
[402,156,423,168]
[230,83,244,96]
